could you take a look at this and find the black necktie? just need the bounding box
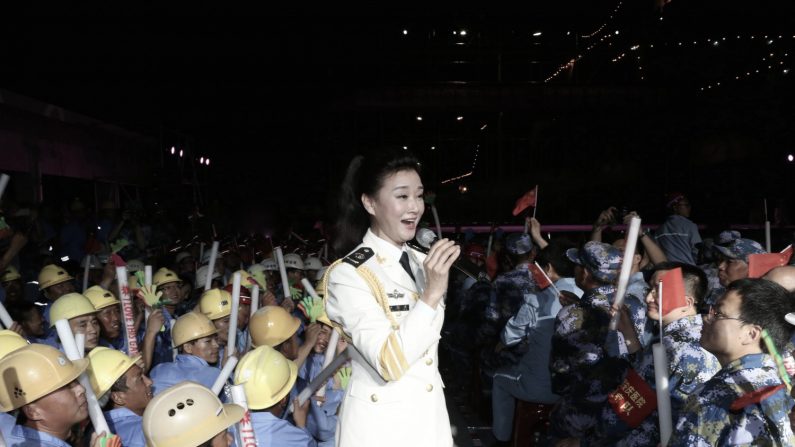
[399,251,416,282]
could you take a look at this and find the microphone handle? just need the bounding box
[407,240,480,280]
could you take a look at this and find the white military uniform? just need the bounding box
[325,229,452,447]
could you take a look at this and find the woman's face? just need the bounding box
[362,169,424,248]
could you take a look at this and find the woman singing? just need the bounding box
[324,150,460,447]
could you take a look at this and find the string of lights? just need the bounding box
[581,1,623,39]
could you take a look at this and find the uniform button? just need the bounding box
[371,394,378,402]
[425,358,433,366]
[426,384,433,392]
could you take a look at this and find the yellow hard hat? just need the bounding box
[199,289,232,321]
[83,286,120,311]
[234,345,298,410]
[0,344,89,412]
[87,347,142,398]
[249,306,301,348]
[0,330,28,359]
[153,268,180,288]
[38,264,74,290]
[49,293,97,328]
[142,381,244,447]
[172,312,217,348]
[232,270,256,289]
[0,266,21,283]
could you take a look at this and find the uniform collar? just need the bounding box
[364,228,407,263]
[175,354,210,367]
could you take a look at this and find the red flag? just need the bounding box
[529,262,553,290]
[660,267,687,316]
[748,245,793,278]
[607,368,657,428]
[110,253,126,267]
[512,186,538,216]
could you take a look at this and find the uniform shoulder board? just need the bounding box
[343,247,374,268]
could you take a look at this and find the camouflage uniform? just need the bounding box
[549,283,628,439]
[669,353,795,446]
[593,314,720,446]
[482,234,537,370]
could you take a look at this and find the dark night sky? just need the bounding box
[2,2,794,233]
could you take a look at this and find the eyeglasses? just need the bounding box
[706,305,744,323]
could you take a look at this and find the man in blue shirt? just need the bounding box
[235,345,316,447]
[149,311,221,395]
[654,193,702,265]
[492,240,583,444]
[0,344,91,447]
[87,347,152,447]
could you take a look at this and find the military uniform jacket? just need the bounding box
[670,353,795,446]
[325,229,452,447]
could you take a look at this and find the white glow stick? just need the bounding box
[431,205,442,240]
[144,265,153,323]
[653,343,673,446]
[55,319,112,436]
[609,216,641,331]
[230,384,259,447]
[0,174,9,202]
[82,258,90,292]
[199,242,205,264]
[115,266,139,356]
[315,330,340,399]
[170,319,177,360]
[532,186,539,219]
[0,301,14,329]
[75,333,85,357]
[205,241,219,291]
[228,272,241,357]
[765,199,772,252]
[275,247,291,301]
[248,285,259,349]
[211,356,238,395]
[486,231,493,258]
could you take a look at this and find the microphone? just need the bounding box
[408,228,481,279]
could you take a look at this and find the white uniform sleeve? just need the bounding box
[326,263,440,381]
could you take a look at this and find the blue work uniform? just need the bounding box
[150,354,220,396]
[105,407,145,447]
[250,411,317,447]
[5,424,71,447]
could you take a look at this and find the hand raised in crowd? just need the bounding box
[292,397,311,428]
[336,335,348,355]
[261,289,278,307]
[623,210,640,225]
[527,217,549,250]
[609,303,641,354]
[594,207,617,229]
[422,238,461,309]
[281,295,295,313]
[8,321,25,337]
[303,322,322,349]
[99,261,116,289]
[144,309,165,338]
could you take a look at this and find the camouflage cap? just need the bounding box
[713,238,766,263]
[566,241,622,283]
[505,233,533,255]
[717,230,742,245]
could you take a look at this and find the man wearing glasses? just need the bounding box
[669,278,795,445]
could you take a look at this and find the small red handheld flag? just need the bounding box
[528,262,553,290]
[748,245,793,278]
[659,267,687,317]
[512,186,538,216]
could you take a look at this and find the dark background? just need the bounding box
[1,1,794,238]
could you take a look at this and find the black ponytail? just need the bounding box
[330,148,421,257]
